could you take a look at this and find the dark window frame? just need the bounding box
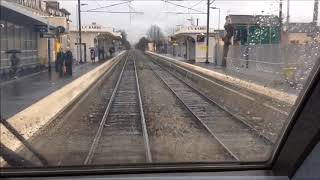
[271,57,320,178]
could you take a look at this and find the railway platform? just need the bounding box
[1,52,126,166]
[1,62,105,119]
[158,53,300,95]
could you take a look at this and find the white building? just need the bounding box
[0,0,71,78]
[69,22,122,62]
[170,26,217,63]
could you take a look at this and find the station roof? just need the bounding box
[172,26,217,39]
[288,23,319,33]
[174,26,215,35]
[0,0,48,26]
[226,14,280,26]
[95,32,122,40]
[70,23,122,39]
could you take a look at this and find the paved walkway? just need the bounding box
[1,62,103,119]
[161,54,300,95]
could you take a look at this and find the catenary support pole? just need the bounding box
[78,0,83,63]
[206,0,210,63]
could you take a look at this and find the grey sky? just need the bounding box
[59,0,318,43]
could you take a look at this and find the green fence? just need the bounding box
[235,25,280,45]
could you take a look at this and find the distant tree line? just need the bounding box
[135,25,166,52]
[120,30,131,50]
[135,37,149,51]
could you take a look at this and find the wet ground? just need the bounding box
[161,54,303,95]
[1,62,102,119]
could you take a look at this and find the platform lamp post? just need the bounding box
[279,0,283,41]
[41,15,54,73]
[211,7,220,65]
[77,1,88,64]
[47,18,51,73]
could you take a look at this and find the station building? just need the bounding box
[0,0,70,78]
[225,15,280,45]
[69,22,122,62]
[287,23,319,44]
[169,26,217,63]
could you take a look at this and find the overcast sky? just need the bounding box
[59,0,318,43]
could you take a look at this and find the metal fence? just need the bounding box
[226,43,319,85]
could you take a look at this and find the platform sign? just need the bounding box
[40,33,56,38]
[34,25,48,33]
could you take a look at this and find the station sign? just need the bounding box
[172,43,178,46]
[40,33,56,38]
[197,35,205,42]
[34,25,48,33]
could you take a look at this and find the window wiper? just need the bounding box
[1,143,34,167]
[0,117,48,167]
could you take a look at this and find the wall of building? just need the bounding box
[1,1,70,71]
[148,43,155,52]
[0,18,39,73]
[170,35,216,63]
[226,43,319,85]
[186,38,195,61]
[288,33,312,44]
[47,16,69,32]
[69,31,96,62]
[70,29,121,62]
[37,36,57,65]
[195,36,215,63]
[12,0,43,11]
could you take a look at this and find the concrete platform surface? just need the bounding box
[147,52,298,106]
[161,53,302,96]
[2,61,108,119]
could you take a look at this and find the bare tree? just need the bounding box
[146,25,164,44]
[119,30,131,50]
[164,26,175,37]
[146,25,165,52]
[222,24,234,67]
[135,37,149,51]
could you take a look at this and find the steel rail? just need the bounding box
[146,60,240,161]
[84,53,129,165]
[151,56,275,145]
[133,58,153,163]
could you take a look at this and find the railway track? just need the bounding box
[84,53,152,165]
[147,57,274,161]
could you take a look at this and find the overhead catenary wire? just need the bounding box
[165,11,206,14]
[82,10,144,14]
[190,0,204,8]
[164,0,206,13]
[85,1,128,12]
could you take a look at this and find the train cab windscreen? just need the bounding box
[0,0,320,176]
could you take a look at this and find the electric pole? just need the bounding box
[206,0,210,63]
[279,0,283,41]
[286,0,290,28]
[313,0,319,25]
[78,0,83,63]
